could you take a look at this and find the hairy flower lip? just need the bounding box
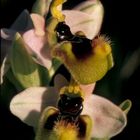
[52,36,114,84]
[36,106,92,140]
[45,113,89,138]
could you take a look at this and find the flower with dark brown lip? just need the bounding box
[1,0,105,85]
[35,85,92,140]
[10,74,131,139]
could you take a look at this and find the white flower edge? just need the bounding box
[63,0,104,39]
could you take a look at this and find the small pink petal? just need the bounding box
[80,83,96,96]
[23,29,52,69]
[54,74,69,92]
[31,14,45,36]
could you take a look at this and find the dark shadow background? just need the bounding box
[1,0,140,139]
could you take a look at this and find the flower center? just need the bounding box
[58,94,83,120]
[71,36,93,59]
[55,22,93,59]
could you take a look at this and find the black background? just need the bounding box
[1,0,140,139]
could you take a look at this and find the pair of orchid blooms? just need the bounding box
[1,0,131,140]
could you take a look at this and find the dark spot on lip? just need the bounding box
[44,113,87,138]
[72,36,93,59]
[78,117,86,138]
[43,107,87,139]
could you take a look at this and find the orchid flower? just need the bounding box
[1,0,108,87]
[1,0,132,139]
[50,0,113,84]
[10,74,131,140]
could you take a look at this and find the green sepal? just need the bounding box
[46,17,59,47]
[6,68,24,91]
[120,99,132,115]
[32,0,52,17]
[49,58,62,77]
[10,33,50,88]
